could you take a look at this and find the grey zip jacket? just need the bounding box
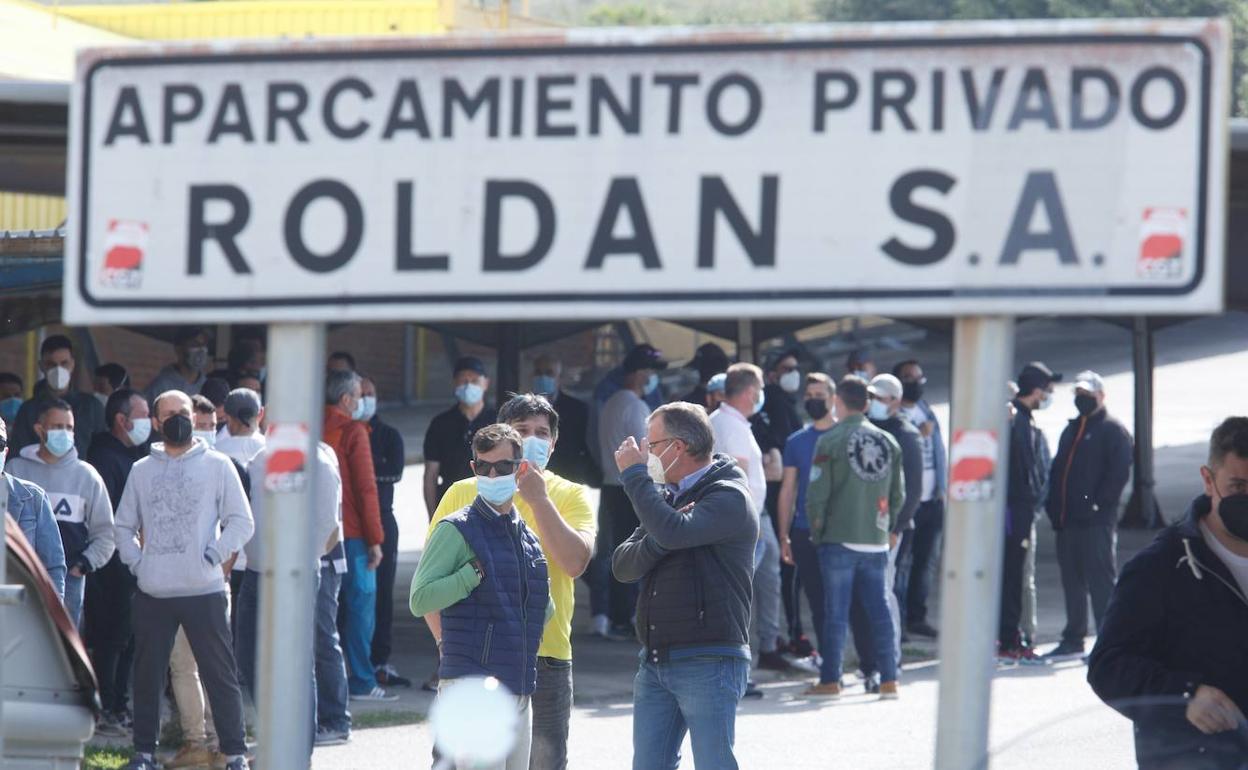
[115,439,254,598]
[6,444,115,572]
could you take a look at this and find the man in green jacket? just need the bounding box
[803,376,904,700]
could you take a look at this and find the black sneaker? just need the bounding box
[123,755,158,770]
[908,621,939,639]
[1043,641,1086,661]
[789,635,815,658]
[605,623,636,642]
[743,681,764,699]
[863,673,881,694]
[756,651,793,672]
[375,664,413,688]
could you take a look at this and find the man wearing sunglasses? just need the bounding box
[411,423,554,770]
[428,395,594,770]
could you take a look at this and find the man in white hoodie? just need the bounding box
[5,398,114,628]
[114,390,254,770]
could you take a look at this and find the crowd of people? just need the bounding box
[6,326,1244,770]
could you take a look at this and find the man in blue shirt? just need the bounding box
[776,373,836,655]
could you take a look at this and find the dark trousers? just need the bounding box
[902,500,944,626]
[604,486,643,623]
[768,483,801,643]
[530,657,573,770]
[998,536,1028,647]
[1056,525,1117,644]
[788,528,825,651]
[234,570,260,700]
[86,553,135,714]
[132,590,247,756]
[371,508,400,668]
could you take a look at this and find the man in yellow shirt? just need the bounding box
[426,393,596,770]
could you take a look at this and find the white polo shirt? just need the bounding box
[709,403,765,516]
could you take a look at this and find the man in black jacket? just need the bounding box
[1088,416,1248,769]
[85,388,150,734]
[359,376,409,689]
[1045,371,1133,660]
[612,402,758,770]
[533,355,601,488]
[1000,362,1059,664]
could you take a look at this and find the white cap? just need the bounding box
[1074,370,1105,394]
[868,374,903,401]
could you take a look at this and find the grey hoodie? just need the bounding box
[114,439,254,598]
[6,444,115,572]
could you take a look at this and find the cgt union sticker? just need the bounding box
[264,422,310,493]
[99,219,147,289]
[949,430,999,502]
[1137,208,1187,279]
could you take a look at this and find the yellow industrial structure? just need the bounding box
[0,0,548,229]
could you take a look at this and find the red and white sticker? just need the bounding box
[1137,207,1187,279]
[264,422,309,493]
[949,430,999,502]
[99,219,148,289]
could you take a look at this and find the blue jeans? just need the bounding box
[316,564,352,732]
[65,571,85,629]
[632,655,749,770]
[818,544,897,685]
[341,539,379,694]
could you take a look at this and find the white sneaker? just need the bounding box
[590,614,610,638]
[350,686,399,702]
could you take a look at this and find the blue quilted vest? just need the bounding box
[439,497,549,696]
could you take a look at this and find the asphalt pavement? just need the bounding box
[325,312,1246,768]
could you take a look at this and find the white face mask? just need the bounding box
[779,369,801,394]
[647,441,679,485]
[194,429,217,447]
[1038,393,1053,410]
[46,365,71,392]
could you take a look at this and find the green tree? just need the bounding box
[817,0,1248,114]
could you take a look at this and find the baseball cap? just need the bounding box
[868,374,903,401]
[1017,361,1063,395]
[1074,370,1105,394]
[224,388,262,426]
[687,343,730,378]
[453,356,487,378]
[622,344,668,373]
[706,372,727,394]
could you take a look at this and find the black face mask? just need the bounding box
[902,381,924,403]
[161,413,193,446]
[1074,394,1099,416]
[1217,493,1248,541]
[805,399,829,421]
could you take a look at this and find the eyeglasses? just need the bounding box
[474,459,520,477]
[650,437,679,453]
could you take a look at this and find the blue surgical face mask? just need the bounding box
[478,473,517,506]
[455,382,485,406]
[44,428,74,458]
[868,400,890,421]
[752,386,766,416]
[0,397,21,424]
[522,435,552,471]
[194,429,217,448]
[351,397,367,421]
[126,417,152,447]
[644,373,660,396]
[532,375,557,397]
[359,396,377,421]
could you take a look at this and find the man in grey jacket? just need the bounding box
[611,402,758,770]
[114,390,254,770]
[5,398,114,628]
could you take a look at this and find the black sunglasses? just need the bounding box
[474,459,520,477]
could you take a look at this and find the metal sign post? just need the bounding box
[935,316,1015,770]
[255,322,325,769]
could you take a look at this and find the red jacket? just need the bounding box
[323,407,383,547]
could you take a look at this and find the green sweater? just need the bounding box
[409,517,555,623]
[805,414,904,547]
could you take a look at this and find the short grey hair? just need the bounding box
[724,362,763,399]
[650,402,714,460]
[325,369,361,405]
